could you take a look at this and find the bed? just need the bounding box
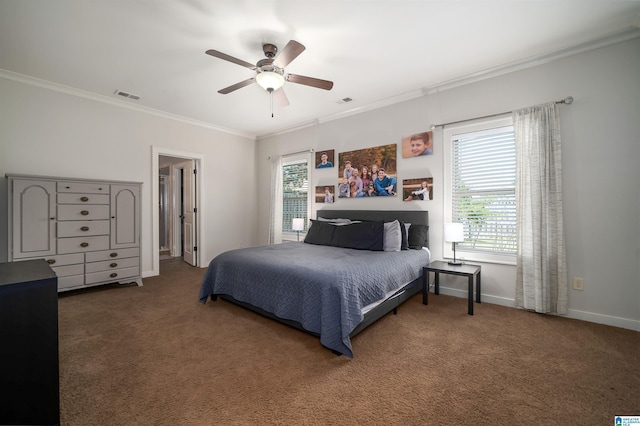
[199,210,430,357]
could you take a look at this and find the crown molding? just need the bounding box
[259,27,640,140]
[421,27,640,96]
[3,27,638,142]
[0,69,256,140]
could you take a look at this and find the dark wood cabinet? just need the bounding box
[0,259,60,425]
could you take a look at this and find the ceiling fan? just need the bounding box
[206,40,334,108]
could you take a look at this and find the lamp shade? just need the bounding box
[444,223,464,243]
[256,71,285,92]
[292,218,305,232]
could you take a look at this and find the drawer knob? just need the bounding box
[80,210,89,216]
[80,242,89,247]
[47,259,56,265]
[110,273,118,278]
[110,253,118,258]
[81,226,89,231]
[81,196,89,202]
[110,263,118,268]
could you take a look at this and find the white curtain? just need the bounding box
[268,155,283,245]
[514,102,568,314]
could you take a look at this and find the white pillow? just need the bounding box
[383,220,402,252]
[317,217,361,226]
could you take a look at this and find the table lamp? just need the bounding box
[444,223,464,265]
[292,218,304,242]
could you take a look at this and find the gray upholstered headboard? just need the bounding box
[316,209,429,248]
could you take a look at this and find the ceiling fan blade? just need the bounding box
[206,49,256,70]
[273,88,289,107]
[218,78,255,94]
[273,40,305,68]
[286,74,334,91]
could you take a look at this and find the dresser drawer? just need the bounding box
[58,274,85,290]
[85,257,139,273]
[85,247,139,262]
[57,204,110,220]
[85,266,139,285]
[15,253,84,267]
[57,236,110,254]
[51,263,84,278]
[57,182,110,194]
[57,220,110,238]
[58,193,109,205]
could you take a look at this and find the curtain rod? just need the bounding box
[268,148,314,160]
[430,96,573,130]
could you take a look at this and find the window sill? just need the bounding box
[444,253,516,266]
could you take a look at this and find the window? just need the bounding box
[282,156,309,239]
[444,117,516,264]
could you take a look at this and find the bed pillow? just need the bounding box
[317,217,352,225]
[400,222,410,250]
[408,224,429,249]
[383,220,402,252]
[304,220,336,246]
[331,220,385,251]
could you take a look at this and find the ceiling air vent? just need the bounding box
[337,97,353,104]
[114,89,141,100]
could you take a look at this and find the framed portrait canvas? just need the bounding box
[316,185,335,203]
[316,150,335,168]
[401,131,433,158]
[338,143,397,198]
[402,177,433,201]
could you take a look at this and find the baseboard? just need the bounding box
[565,308,640,332]
[435,287,514,308]
[435,286,640,332]
[142,270,156,279]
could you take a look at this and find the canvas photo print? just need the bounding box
[403,177,433,201]
[338,144,397,198]
[315,185,334,203]
[316,150,335,168]
[401,131,433,158]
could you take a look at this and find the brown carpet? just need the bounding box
[58,258,639,425]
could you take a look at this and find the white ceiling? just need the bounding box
[1,1,639,139]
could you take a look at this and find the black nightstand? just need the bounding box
[423,261,481,315]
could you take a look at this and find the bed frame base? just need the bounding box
[210,277,422,356]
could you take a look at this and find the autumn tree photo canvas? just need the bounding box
[338,144,397,198]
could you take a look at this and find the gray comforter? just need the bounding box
[199,243,430,357]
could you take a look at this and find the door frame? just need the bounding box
[171,159,196,266]
[151,146,205,276]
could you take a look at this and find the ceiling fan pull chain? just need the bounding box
[270,89,275,118]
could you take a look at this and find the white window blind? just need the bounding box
[452,125,516,255]
[282,159,308,232]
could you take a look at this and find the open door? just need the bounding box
[175,160,197,266]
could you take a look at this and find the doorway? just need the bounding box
[152,147,205,277]
[158,156,197,265]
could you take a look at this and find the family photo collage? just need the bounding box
[314,131,434,204]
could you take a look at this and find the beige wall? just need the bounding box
[256,38,640,330]
[0,77,259,275]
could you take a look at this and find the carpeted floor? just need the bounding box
[57,258,639,425]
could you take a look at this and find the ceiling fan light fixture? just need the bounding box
[256,71,285,92]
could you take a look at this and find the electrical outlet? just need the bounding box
[572,277,584,291]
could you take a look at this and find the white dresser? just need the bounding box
[6,174,143,292]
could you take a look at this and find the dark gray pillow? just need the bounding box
[408,224,429,249]
[303,220,335,246]
[400,222,409,250]
[331,221,384,251]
